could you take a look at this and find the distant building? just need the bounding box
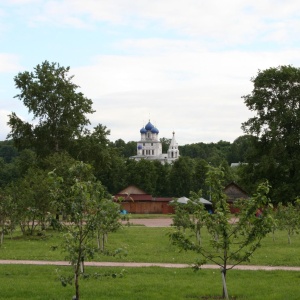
[224,182,249,213]
[114,185,174,214]
[130,120,179,164]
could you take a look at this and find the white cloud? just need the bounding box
[7,0,300,46]
[71,45,300,144]
[0,110,10,140]
[1,1,300,144]
[0,54,21,72]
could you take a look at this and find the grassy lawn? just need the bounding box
[1,225,300,299]
[0,264,300,299]
[1,226,300,266]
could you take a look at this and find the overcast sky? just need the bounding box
[1,1,300,145]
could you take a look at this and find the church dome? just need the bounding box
[140,127,147,134]
[137,144,143,150]
[151,127,159,134]
[145,121,154,131]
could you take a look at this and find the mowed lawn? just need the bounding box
[1,224,300,299]
[1,225,300,266]
[0,264,300,300]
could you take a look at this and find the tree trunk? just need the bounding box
[0,229,3,246]
[221,268,229,299]
[74,256,81,300]
[97,230,101,250]
[102,233,105,251]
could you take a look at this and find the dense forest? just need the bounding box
[0,136,248,199]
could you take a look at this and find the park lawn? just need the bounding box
[0,264,300,299]
[0,226,300,266]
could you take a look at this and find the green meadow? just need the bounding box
[1,226,300,266]
[1,224,300,299]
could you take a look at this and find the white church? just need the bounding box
[130,120,180,164]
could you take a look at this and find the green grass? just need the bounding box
[0,264,300,299]
[1,225,300,299]
[1,226,300,266]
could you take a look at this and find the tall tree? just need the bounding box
[242,65,300,203]
[8,61,94,157]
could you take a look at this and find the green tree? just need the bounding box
[276,202,300,244]
[11,168,53,235]
[188,191,209,246]
[112,139,136,158]
[0,189,17,245]
[0,140,19,163]
[170,166,273,299]
[125,159,158,195]
[160,137,171,153]
[8,61,94,157]
[227,135,255,164]
[169,157,194,197]
[50,162,120,300]
[95,198,122,251]
[191,159,208,196]
[242,65,300,203]
[153,160,171,196]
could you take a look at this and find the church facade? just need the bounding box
[130,120,179,164]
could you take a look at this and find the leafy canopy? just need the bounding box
[8,61,94,157]
[241,65,300,203]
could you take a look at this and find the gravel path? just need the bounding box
[0,260,300,271]
[123,218,173,227]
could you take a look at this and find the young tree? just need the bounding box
[276,202,300,244]
[95,198,122,251]
[242,65,300,203]
[8,61,94,157]
[50,161,121,300]
[0,190,17,245]
[170,166,273,299]
[188,191,209,246]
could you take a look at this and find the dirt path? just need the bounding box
[123,218,173,227]
[122,217,238,227]
[0,259,300,271]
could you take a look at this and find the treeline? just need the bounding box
[0,138,240,199]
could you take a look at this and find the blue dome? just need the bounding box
[140,127,147,134]
[151,127,159,134]
[137,145,143,150]
[145,121,154,131]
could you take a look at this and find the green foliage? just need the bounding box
[0,140,19,163]
[276,202,300,244]
[8,61,94,157]
[125,159,158,195]
[242,65,300,204]
[3,167,54,236]
[170,165,274,299]
[169,157,194,197]
[49,161,122,300]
